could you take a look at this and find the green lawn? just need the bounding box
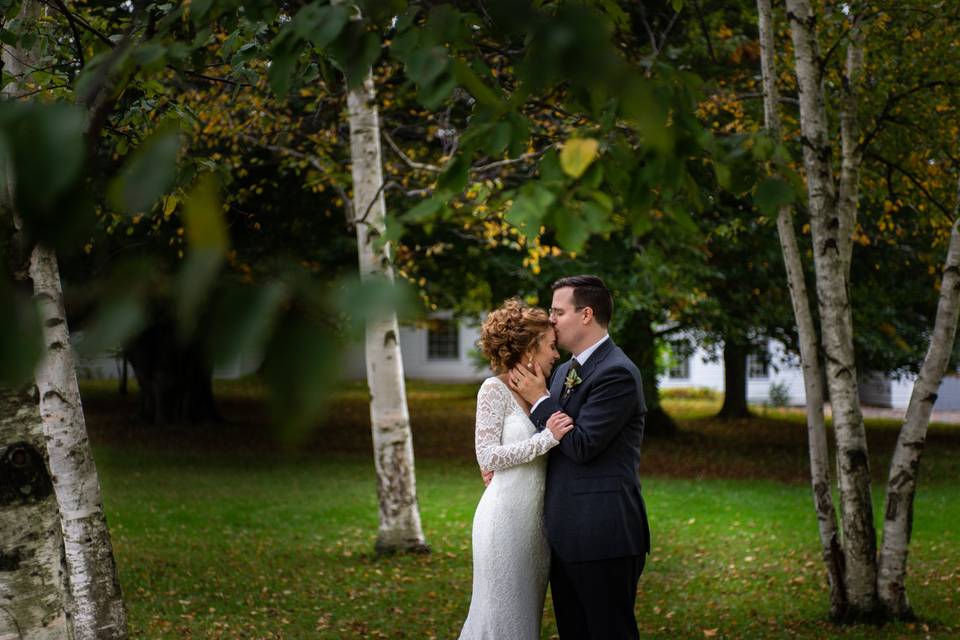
[85,381,960,639]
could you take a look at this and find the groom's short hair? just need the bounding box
[552,275,613,327]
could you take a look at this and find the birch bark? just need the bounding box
[785,0,878,615]
[346,72,429,553]
[3,3,128,637]
[30,249,128,639]
[877,177,960,617]
[756,0,846,618]
[0,386,70,640]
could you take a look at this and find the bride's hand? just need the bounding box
[509,362,548,405]
[546,411,574,440]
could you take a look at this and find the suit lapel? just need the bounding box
[552,359,572,399]
[567,338,616,400]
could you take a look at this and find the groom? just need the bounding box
[510,275,650,639]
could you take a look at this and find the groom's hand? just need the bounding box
[481,469,494,486]
[509,362,548,405]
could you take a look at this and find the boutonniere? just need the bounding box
[563,368,583,395]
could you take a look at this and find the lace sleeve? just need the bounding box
[475,378,559,472]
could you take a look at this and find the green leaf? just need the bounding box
[714,161,731,189]
[74,297,147,357]
[175,249,223,339]
[0,286,42,385]
[554,210,591,252]
[268,31,300,97]
[438,156,469,194]
[332,25,381,89]
[505,182,555,242]
[402,195,445,223]
[188,0,214,22]
[131,42,167,68]
[210,283,287,369]
[451,58,503,109]
[293,3,349,48]
[486,121,511,157]
[507,111,530,157]
[108,128,181,214]
[560,138,600,179]
[754,177,795,215]
[182,174,227,252]
[262,316,338,443]
[405,46,455,109]
[539,148,564,185]
[671,0,684,11]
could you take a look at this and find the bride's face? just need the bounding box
[526,327,560,377]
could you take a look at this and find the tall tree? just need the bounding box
[0,387,70,640]
[3,3,128,636]
[755,0,844,617]
[757,0,960,620]
[346,66,429,552]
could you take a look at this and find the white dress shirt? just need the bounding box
[530,334,610,414]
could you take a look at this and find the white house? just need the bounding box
[659,337,959,411]
[341,312,487,382]
[75,316,960,411]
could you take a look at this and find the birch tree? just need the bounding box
[346,71,429,554]
[783,0,879,617]
[0,386,70,640]
[3,3,128,637]
[755,0,845,616]
[759,0,960,620]
[877,180,960,616]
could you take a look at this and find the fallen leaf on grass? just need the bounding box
[703,629,719,637]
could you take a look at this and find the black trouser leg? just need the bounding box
[550,549,590,639]
[553,553,645,640]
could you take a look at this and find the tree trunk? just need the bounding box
[718,340,750,419]
[30,247,129,639]
[346,72,429,554]
[617,310,678,437]
[757,0,846,618]
[124,319,220,425]
[4,4,128,637]
[878,179,960,618]
[0,387,71,640]
[786,0,878,617]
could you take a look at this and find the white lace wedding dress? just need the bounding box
[459,376,559,640]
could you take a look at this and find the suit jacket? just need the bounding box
[531,338,650,562]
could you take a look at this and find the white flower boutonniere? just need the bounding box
[563,368,583,396]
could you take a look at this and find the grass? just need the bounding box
[83,379,960,639]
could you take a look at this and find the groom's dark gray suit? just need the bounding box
[530,337,649,639]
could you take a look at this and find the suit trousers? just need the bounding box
[549,549,645,640]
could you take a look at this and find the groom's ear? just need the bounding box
[582,306,594,325]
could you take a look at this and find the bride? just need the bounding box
[459,299,574,640]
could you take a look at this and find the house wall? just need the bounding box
[659,339,809,406]
[340,316,488,382]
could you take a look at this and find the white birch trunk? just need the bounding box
[0,389,71,640]
[346,72,429,554]
[838,11,865,281]
[3,4,128,637]
[877,177,960,617]
[785,0,878,616]
[30,249,128,639]
[756,0,846,618]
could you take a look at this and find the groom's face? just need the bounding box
[549,287,582,352]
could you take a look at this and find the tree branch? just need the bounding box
[866,152,953,218]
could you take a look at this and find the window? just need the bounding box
[748,348,769,379]
[668,341,691,379]
[427,319,459,360]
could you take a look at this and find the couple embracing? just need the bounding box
[460,275,651,640]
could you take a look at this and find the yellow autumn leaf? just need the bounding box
[560,138,599,179]
[163,195,178,217]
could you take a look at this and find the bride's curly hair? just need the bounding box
[479,298,552,374]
